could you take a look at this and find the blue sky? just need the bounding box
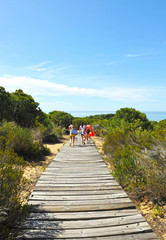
[0,0,166,114]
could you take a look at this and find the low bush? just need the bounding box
[0,147,27,239]
[33,124,65,144]
[0,121,50,162]
[103,113,166,203]
[0,121,52,238]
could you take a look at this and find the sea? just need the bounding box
[67,111,166,122]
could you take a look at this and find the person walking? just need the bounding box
[79,122,86,145]
[68,121,77,146]
[86,122,92,143]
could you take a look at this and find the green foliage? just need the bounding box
[0,87,13,122]
[156,119,166,130]
[10,89,41,128]
[109,107,152,131]
[103,115,166,202]
[88,113,114,120]
[0,121,50,162]
[151,204,162,219]
[0,148,25,206]
[49,110,73,128]
[33,123,65,144]
[0,86,49,128]
[111,145,144,187]
[0,120,52,238]
[0,147,27,239]
[35,111,53,128]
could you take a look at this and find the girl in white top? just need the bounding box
[68,121,77,146]
[79,122,86,145]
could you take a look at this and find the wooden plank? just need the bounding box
[29,202,134,212]
[29,193,128,201]
[33,185,122,191]
[47,165,108,169]
[52,159,104,163]
[39,176,114,180]
[44,169,110,173]
[16,222,153,238]
[20,214,146,229]
[42,172,112,177]
[36,180,115,184]
[16,232,158,240]
[35,181,119,187]
[28,198,132,206]
[27,209,141,220]
[48,163,107,167]
[31,189,125,196]
[49,162,106,165]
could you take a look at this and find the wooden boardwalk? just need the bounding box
[16,136,158,239]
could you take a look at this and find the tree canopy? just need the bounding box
[109,107,152,131]
[49,110,73,128]
[0,87,47,128]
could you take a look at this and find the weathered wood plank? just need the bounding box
[29,193,128,201]
[16,232,158,240]
[29,202,134,212]
[49,162,106,165]
[35,181,119,187]
[42,172,112,177]
[33,185,123,191]
[52,159,104,163]
[27,209,141,220]
[44,170,110,174]
[20,214,146,230]
[45,164,108,167]
[17,222,153,238]
[39,176,114,181]
[28,198,132,206]
[31,189,125,196]
[36,180,116,185]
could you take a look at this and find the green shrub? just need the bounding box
[43,134,59,144]
[112,108,152,130]
[0,121,50,162]
[110,145,145,187]
[151,204,163,219]
[0,147,27,239]
[33,124,65,144]
[103,116,166,202]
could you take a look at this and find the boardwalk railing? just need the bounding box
[16,135,158,239]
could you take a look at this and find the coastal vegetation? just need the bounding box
[102,108,166,203]
[0,86,166,238]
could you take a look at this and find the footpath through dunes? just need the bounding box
[16,135,158,239]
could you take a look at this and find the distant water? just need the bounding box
[68,111,166,122]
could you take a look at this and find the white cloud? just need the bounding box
[125,53,147,58]
[24,62,52,71]
[24,62,71,74]
[125,49,156,58]
[0,75,151,102]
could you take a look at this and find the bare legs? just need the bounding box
[69,135,75,146]
[87,133,90,142]
[81,134,86,145]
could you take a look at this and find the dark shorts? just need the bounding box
[87,129,91,134]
